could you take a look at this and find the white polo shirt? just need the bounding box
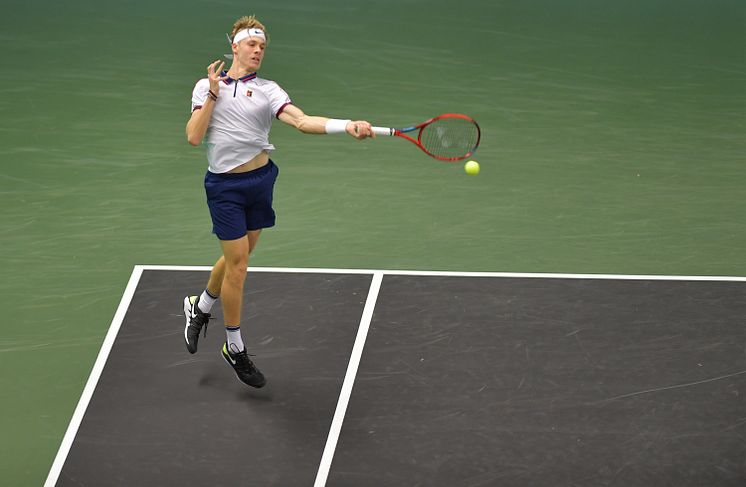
[191,72,292,173]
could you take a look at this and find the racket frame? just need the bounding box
[372,113,481,161]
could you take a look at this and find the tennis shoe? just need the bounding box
[221,343,266,388]
[183,295,210,354]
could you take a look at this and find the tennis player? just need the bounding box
[183,15,373,388]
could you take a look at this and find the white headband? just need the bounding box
[231,28,266,45]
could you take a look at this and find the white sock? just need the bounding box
[198,289,218,314]
[226,326,245,353]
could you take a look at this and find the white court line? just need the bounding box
[44,266,144,487]
[138,264,746,281]
[314,271,384,487]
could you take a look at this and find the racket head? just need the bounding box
[403,113,481,161]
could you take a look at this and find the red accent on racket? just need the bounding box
[371,113,481,161]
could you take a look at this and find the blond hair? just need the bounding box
[231,15,269,43]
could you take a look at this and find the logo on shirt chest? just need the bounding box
[246,89,253,97]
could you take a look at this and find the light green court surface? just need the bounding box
[1,0,744,484]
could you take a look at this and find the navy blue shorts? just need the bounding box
[204,160,279,241]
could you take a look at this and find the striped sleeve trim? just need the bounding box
[276,102,292,118]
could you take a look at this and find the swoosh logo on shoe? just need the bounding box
[225,348,236,365]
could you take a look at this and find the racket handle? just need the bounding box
[371,126,394,136]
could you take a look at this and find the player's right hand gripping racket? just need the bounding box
[371,113,481,161]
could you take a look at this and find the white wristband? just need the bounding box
[325,118,351,134]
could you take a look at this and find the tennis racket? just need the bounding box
[370,113,481,161]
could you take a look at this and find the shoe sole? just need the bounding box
[183,296,197,354]
[221,349,267,388]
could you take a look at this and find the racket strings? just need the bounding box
[419,117,479,160]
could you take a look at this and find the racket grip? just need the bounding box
[371,126,394,136]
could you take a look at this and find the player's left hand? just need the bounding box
[348,121,375,140]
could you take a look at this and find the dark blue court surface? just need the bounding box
[48,268,745,486]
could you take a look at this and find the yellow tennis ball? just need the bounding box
[464,160,480,175]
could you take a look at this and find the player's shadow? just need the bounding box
[198,366,274,402]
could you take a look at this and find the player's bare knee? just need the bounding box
[224,262,247,283]
[224,253,248,274]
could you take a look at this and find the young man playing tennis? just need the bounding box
[184,15,374,388]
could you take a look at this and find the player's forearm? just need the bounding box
[295,115,335,135]
[186,99,216,146]
[278,105,372,139]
